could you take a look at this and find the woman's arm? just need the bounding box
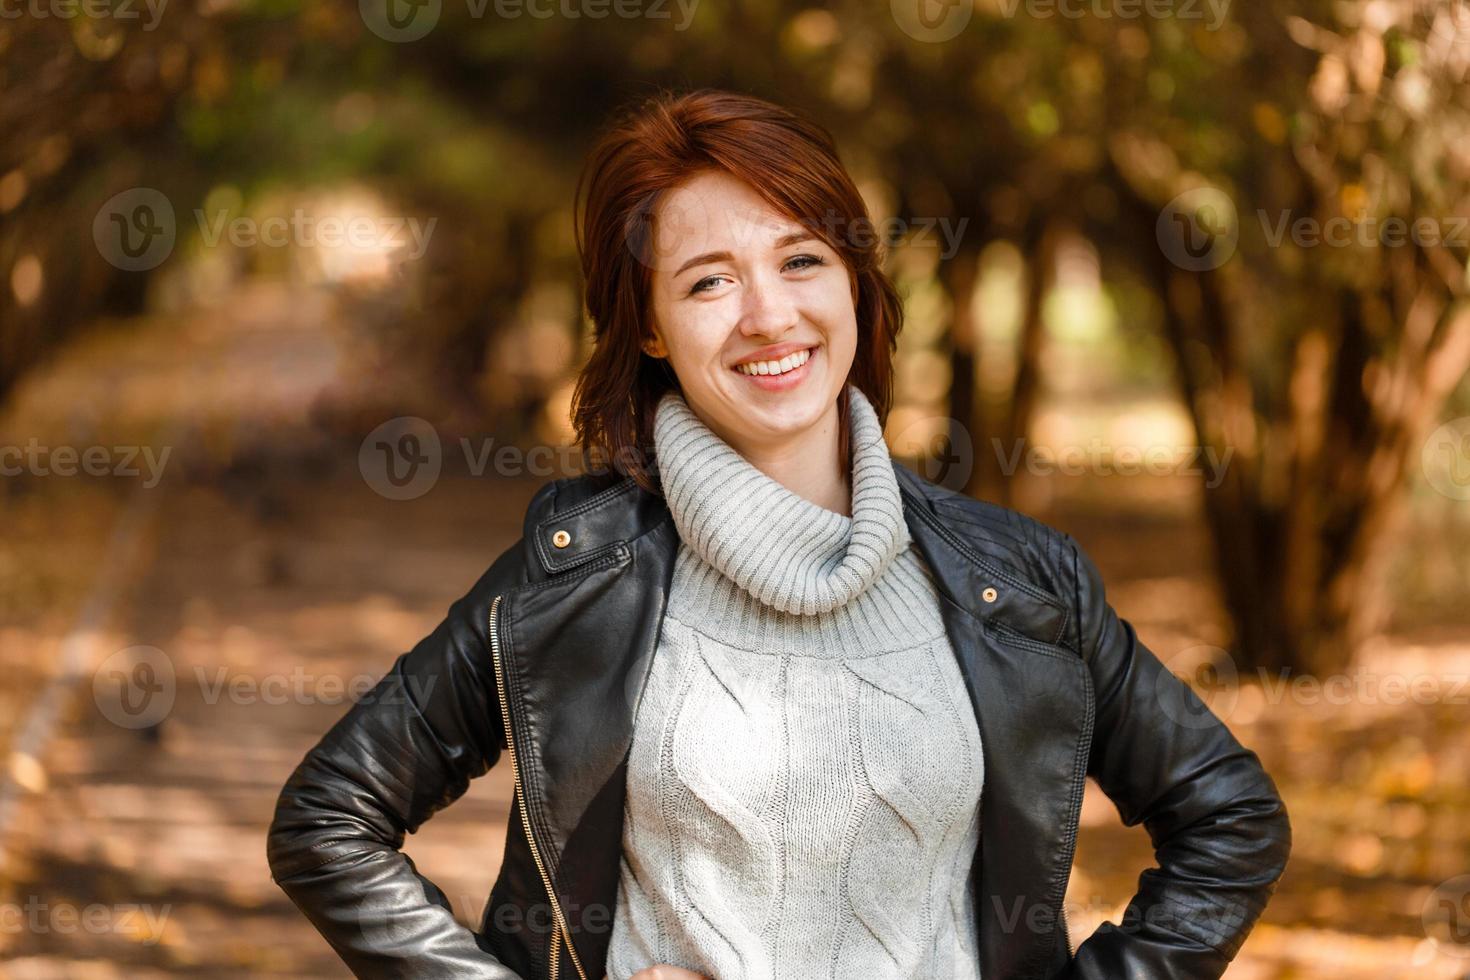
[266,543,526,979]
[1059,535,1292,979]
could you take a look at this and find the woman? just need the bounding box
[267,89,1291,980]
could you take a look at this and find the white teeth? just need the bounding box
[737,347,811,377]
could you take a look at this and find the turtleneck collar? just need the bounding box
[652,385,910,616]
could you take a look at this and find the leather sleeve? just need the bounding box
[265,540,528,979]
[1058,534,1291,979]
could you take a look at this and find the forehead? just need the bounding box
[650,171,809,269]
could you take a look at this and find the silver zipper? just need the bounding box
[489,594,588,980]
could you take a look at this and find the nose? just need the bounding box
[737,271,799,340]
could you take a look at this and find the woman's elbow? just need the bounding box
[265,784,316,886]
[1226,766,1292,891]
[1259,783,1292,886]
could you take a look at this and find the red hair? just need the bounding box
[571,87,904,490]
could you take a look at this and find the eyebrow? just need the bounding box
[672,231,819,278]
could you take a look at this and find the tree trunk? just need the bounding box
[1151,251,1470,674]
[967,218,1058,505]
[944,241,981,495]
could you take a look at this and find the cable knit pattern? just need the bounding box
[654,386,909,616]
[604,386,986,980]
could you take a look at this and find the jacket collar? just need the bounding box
[526,466,1070,644]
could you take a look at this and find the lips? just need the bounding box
[734,347,813,377]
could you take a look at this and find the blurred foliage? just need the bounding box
[2,0,1468,670]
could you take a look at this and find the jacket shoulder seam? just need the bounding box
[900,485,1069,615]
[531,476,642,574]
[920,489,1081,650]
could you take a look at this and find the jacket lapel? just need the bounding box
[496,489,679,976]
[899,473,1096,980]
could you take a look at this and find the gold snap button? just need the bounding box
[981,587,998,603]
[551,529,572,549]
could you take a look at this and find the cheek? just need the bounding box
[818,281,860,351]
[661,310,729,375]
[830,317,859,376]
[817,268,856,322]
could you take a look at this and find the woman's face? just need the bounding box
[644,170,858,457]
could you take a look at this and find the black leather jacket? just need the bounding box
[267,464,1291,980]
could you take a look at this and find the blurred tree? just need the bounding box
[0,10,205,404]
[846,1,1470,672]
[3,0,1466,673]
[1097,2,1470,672]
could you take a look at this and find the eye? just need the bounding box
[688,274,728,296]
[686,254,825,296]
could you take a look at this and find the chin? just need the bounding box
[734,388,838,439]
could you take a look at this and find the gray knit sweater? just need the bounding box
[603,385,985,980]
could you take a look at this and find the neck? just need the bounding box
[712,400,850,517]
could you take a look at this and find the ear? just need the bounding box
[642,330,668,359]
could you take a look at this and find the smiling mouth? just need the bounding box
[734,347,813,377]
